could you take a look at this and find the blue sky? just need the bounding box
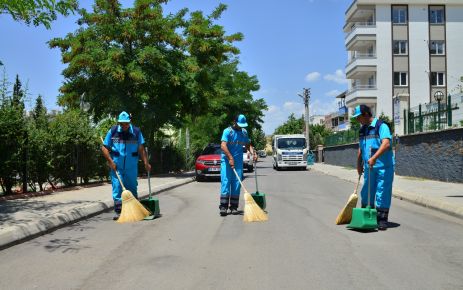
[0,0,350,134]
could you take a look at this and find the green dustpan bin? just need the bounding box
[347,206,377,230]
[141,147,161,220]
[251,160,266,210]
[252,191,266,210]
[141,197,160,219]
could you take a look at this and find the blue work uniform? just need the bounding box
[220,127,250,210]
[103,124,145,207]
[359,118,395,210]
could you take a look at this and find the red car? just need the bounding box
[195,144,222,181]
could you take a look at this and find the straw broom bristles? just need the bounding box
[335,175,361,225]
[232,168,268,223]
[114,170,151,223]
[243,190,268,222]
[99,136,151,222]
[117,189,151,223]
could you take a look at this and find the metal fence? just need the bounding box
[325,129,359,147]
[404,94,462,135]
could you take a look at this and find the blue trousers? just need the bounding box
[110,169,138,206]
[361,166,394,209]
[220,160,243,209]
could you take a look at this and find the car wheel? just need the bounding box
[196,173,204,182]
[248,165,254,173]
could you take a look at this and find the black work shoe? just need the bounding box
[230,208,239,215]
[220,207,228,216]
[113,212,120,221]
[378,220,388,231]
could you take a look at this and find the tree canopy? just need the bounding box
[49,0,266,147]
[0,0,78,29]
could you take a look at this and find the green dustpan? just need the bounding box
[251,160,266,210]
[347,164,377,230]
[141,148,161,220]
[347,206,377,230]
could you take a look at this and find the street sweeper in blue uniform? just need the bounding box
[219,114,257,216]
[101,111,151,220]
[353,105,395,230]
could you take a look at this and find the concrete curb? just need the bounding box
[312,167,463,220]
[0,178,195,250]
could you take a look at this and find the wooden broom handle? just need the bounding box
[232,168,249,193]
[100,136,126,191]
[354,174,362,194]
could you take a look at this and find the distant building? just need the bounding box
[309,115,325,126]
[344,0,463,135]
[324,91,349,131]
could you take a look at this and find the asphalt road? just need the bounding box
[1,158,463,290]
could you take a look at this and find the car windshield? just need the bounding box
[202,146,222,155]
[277,138,306,149]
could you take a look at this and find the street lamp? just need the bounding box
[434,90,444,130]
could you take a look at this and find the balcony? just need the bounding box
[345,22,376,47]
[346,52,376,72]
[347,84,377,95]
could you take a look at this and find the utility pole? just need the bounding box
[298,88,310,150]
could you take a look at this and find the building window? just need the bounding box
[392,7,407,24]
[430,6,445,24]
[393,41,408,55]
[394,72,408,86]
[431,72,445,86]
[430,41,445,55]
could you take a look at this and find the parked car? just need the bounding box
[258,150,267,158]
[195,144,222,181]
[243,146,254,172]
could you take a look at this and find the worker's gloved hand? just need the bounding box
[228,157,235,168]
[253,154,258,162]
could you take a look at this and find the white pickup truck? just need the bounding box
[272,134,308,170]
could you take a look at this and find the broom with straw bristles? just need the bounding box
[100,137,151,222]
[115,169,151,223]
[232,168,268,223]
[335,174,362,225]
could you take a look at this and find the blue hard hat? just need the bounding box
[352,106,362,118]
[352,105,371,118]
[236,114,248,128]
[117,111,131,123]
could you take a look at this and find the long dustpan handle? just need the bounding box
[367,147,372,207]
[254,160,259,193]
[145,147,152,198]
[232,168,249,193]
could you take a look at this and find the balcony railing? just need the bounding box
[347,84,377,94]
[345,22,376,39]
[347,53,376,66]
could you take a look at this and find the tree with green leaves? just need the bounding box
[0,0,78,29]
[274,114,332,149]
[0,75,26,194]
[274,113,304,135]
[26,95,51,191]
[49,1,249,147]
[250,128,266,151]
[48,109,101,186]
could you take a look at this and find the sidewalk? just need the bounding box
[312,163,463,219]
[0,173,195,249]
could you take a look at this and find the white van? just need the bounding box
[272,134,308,170]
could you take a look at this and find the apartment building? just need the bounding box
[309,115,325,126]
[344,0,463,135]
